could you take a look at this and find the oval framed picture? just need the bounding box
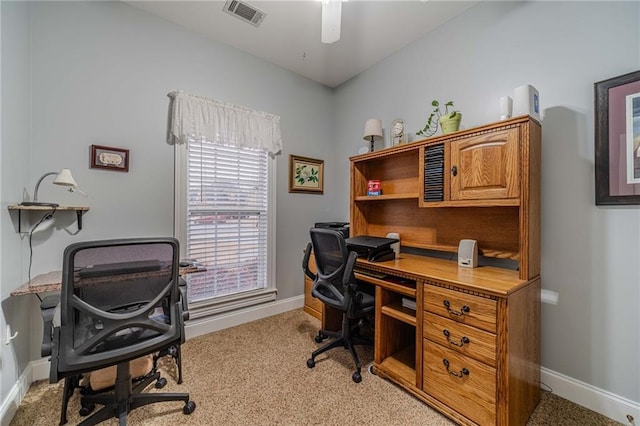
[90,145,129,172]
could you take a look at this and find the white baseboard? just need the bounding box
[541,367,639,425]
[6,298,637,426]
[0,364,33,426]
[185,294,304,339]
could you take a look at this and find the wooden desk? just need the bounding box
[306,253,539,426]
[304,118,541,425]
[10,266,205,296]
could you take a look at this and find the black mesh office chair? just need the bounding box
[43,237,195,425]
[302,228,375,383]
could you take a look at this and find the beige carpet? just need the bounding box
[11,309,621,425]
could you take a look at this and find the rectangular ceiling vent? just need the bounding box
[223,0,266,27]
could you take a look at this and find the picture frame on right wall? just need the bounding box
[594,69,640,205]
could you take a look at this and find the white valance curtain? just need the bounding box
[167,91,282,155]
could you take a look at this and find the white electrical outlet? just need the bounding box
[540,289,559,305]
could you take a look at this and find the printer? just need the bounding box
[345,235,399,262]
[314,222,350,239]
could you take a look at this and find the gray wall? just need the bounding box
[1,0,338,397]
[1,1,34,407]
[333,1,640,404]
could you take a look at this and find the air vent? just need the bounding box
[223,0,266,27]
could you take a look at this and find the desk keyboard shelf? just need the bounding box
[355,273,416,297]
[380,303,416,326]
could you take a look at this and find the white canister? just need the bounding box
[386,232,400,258]
[513,84,540,120]
[499,96,512,120]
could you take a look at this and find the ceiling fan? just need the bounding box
[321,0,345,44]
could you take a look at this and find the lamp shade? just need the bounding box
[21,168,79,206]
[363,119,383,141]
[53,168,77,187]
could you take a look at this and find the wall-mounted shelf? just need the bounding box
[8,205,89,233]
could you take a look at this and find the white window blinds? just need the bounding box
[185,139,269,303]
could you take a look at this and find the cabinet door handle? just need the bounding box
[443,329,470,347]
[443,359,469,378]
[451,165,457,176]
[443,300,470,316]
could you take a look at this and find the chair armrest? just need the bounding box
[179,277,189,321]
[40,295,59,357]
[302,242,316,281]
[343,251,358,288]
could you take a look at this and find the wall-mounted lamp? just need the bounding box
[21,169,78,207]
[363,118,383,152]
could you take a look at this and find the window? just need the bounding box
[175,139,276,318]
[168,91,281,319]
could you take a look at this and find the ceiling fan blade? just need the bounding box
[321,0,342,44]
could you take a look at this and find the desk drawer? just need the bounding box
[424,284,497,333]
[424,340,496,426]
[424,312,497,367]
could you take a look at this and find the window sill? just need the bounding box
[187,288,277,320]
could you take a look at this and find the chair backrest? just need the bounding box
[53,237,184,381]
[308,228,357,311]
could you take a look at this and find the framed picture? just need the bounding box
[90,145,129,172]
[289,155,324,194]
[595,70,640,205]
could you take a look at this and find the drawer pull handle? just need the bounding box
[443,329,470,347]
[443,300,470,316]
[443,359,469,378]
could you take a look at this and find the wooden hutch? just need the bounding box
[305,115,541,425]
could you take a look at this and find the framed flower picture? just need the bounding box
[289,155,324,194]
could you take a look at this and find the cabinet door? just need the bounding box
[450,128,519,200]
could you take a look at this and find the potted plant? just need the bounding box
[416,100,462,137]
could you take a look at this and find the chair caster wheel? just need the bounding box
[314,333,325,343]
[79,403,95,417]
[183,400,196,414]
[352,372,362,383]
[306,358,315,368]
[155,377,167,389]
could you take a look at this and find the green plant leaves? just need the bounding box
[416,100,457,137]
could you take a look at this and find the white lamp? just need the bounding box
[21,169,78,207]
[363,119,383,152]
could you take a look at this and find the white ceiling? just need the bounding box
[126,1,480,88]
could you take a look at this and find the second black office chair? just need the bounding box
[303,228,375,383]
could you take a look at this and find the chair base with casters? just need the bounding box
[75,360,195,426]
[56,352,189,425]
[306,313,373,383]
